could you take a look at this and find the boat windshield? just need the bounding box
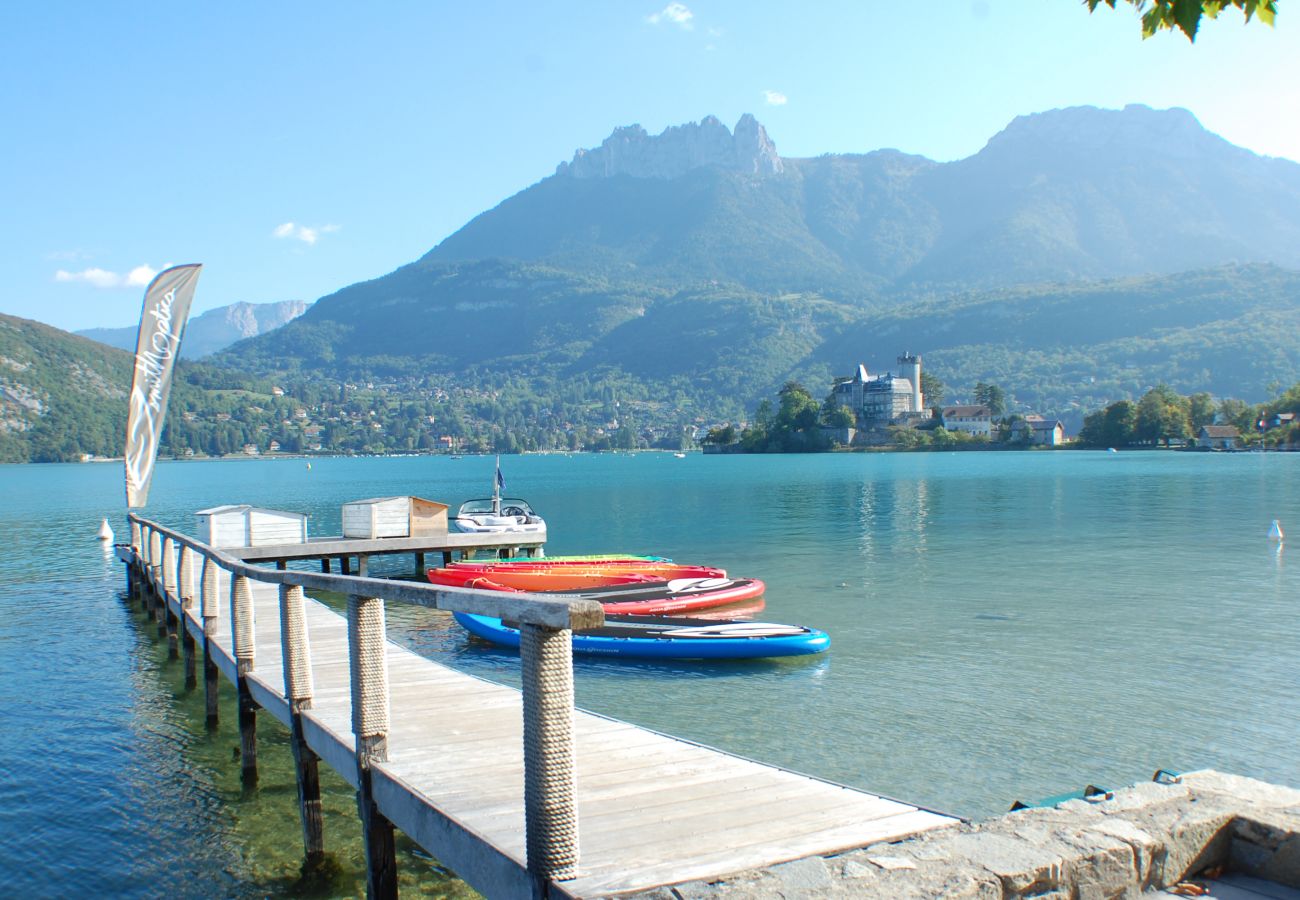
[457,498,536,516]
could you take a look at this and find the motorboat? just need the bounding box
[451,456,546,534]
[452,496,545,533]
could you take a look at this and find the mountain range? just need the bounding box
[78,299,310,358]
[7,104,1300,461]
[223,105,1300,410]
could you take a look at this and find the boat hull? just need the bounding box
[454,612,829,660]
[427,571,767,615]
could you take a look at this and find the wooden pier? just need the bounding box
[121,515,959,898]
[230,530,547,576]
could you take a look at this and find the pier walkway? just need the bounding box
[123,516,959,898]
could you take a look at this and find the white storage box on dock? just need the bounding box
[342,496,449,539]
[196,505,309,548]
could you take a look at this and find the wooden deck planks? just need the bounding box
[188,564,959,897]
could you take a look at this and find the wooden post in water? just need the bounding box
[200,556,221,729]
[162,537,179,655]
[179,545,197,690]
[231,574,258,787]
[280,584,326,867]
[144,527,160,621]
[347,593,397,899]
[129,521,143,607]
[413,552,425,579]
[356,555,368,578]
[340,556,351,576]
[520,623,580,892]
[321,557,331,574]
[441,551,453,567]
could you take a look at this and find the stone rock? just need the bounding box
[556,115,784,180]
[1182,770,1300,809]
[946,831,1067,894]
[866,855,918,871]
[839,859,875,879]
[1084,817,1162,885]
[768,856,832,894]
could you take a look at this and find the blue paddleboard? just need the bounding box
[453,612,830,660]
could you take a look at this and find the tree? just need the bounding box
[1086,0,1276,42]
[1188,392,1217,431]
[1135,385,1191,446]
[822,401,856,429]
[704,424,737,445]
[973,382,1006,417]
[920,372,945,410]
[1080,400,1137,447]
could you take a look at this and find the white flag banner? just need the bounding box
[124,264,202,508]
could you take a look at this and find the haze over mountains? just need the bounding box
[78,299,310,358]
[8,104,1300,463]
[227,104,1300,413]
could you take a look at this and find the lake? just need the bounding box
[2,450,1296,896]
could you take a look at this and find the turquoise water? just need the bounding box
[2,451,1297,895]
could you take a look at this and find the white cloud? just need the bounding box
[54,264,159,289]
[647,3,694,29]
[763,90,788,106]
[125,264,158,286]
[273,221,340,245]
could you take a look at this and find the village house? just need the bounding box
[940,405,993,437]
[1197,425,1241,450]
[1028,419,1066,446]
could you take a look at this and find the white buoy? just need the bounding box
[97,517,114,542]
[1269,520,1284,542]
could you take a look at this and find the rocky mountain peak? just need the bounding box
[980,103,1242,163]
[556,114,783,180]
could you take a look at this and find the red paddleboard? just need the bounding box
[427,570,767,615]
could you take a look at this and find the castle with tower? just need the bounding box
[829,353,930,427]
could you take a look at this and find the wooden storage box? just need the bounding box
[196,504,309,548]
[341,496,449,539]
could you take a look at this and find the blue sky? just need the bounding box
[2,1,1296,332]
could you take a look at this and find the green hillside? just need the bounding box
[0,314,134,462]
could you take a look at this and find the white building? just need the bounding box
[831,353,927,425]
[940,405,993,437]
[1028,419,1065,446]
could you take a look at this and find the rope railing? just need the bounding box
[125,512,600,893]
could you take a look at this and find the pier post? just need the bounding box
[347,593,397,899]
[441,551,453,567]
[162,537,179,656]
[280,584,325,866]
[340,557,351,576]
[200,556,221,729]
[231,574,259,787]
[321,558,331,574]
[143,527,159,620]
[413,552,425,579]
[520,623,580,889]
[148,527,163,593]
[179,546,197,690]
[356,555,368,578]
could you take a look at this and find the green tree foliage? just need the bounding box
[704,424,737,445]
[1080,400,1138,447]
[821,397,856,428]
[737,383,832,452]
[1135,384,1191,446]
[920,372,945,410]
[1086,0,1276,41]
[973,382,1007,417]
[1188,392,1217,431]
